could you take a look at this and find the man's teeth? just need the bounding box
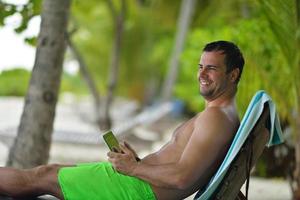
[201,80,209,85]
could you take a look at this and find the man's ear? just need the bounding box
[230,68,240,83]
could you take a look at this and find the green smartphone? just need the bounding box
[103,131,121,152]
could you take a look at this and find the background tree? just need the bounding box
[161,0,196,101]
[6,0,71,168]
[101,0,127,130]
[66,29,102,128]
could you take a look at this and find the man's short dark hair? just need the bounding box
[203,40,244,83]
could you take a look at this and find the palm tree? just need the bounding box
[259,0,300,198]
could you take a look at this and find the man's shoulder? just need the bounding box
[195,107,229,123]
[193,106,238,138]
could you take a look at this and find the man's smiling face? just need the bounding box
[198,51,231,101]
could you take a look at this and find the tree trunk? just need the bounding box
[100,0,126,130]
[161,0,196,101]
[6,0,71,168]
[66,33,102,129]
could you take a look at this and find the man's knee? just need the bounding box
[34,164,61,177]
[31,164,63,187]
[30,164,64,197]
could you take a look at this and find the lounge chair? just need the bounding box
[193,90,284,200]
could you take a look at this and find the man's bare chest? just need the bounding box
[153,116,200,163]
[171,116,198,147]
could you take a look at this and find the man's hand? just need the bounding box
[107,141,139,176]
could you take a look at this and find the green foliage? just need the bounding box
[0,0,41,45]
[70,0,179,102]
[24,36,37,46]
[1,0,297,122]
[0,68,88,96]
[70,0,113,90]
[259,0,297,67]
[14,0,42,33]
[259,0,300,125]
[0,68,30,96]
[0,1,17,26]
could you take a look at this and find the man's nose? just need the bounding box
[199,68,208,78]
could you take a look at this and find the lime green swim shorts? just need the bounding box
[58,162,156,200]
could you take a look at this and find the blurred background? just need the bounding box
[0,0,299,199]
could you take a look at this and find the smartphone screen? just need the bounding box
[103,131,120,152]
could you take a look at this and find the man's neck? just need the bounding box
[205,87,237,108]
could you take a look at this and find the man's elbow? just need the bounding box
[173,175,192,190]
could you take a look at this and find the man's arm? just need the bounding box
[108,108,234,189]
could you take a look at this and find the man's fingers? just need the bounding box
[112,147,121,153]
[107,151,112,157]
[123,141,137,154]
[107,151,119,158]
[119,143,131,154]
[124,141,133,150]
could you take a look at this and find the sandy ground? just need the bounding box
[184,177,291,200]
[0,97,292,200]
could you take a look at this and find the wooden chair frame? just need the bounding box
[211,104,270,200]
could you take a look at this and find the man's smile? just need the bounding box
[200,79,210,86]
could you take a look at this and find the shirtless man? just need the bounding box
[0,40,244,200]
